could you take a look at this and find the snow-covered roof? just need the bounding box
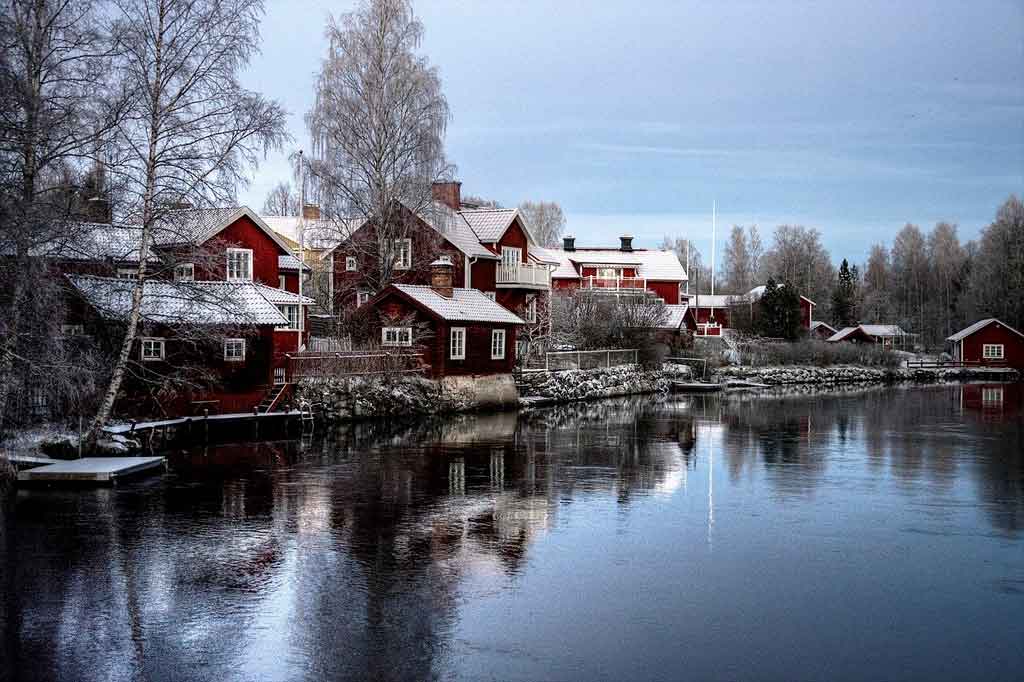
[688,294,735,308]
[747,283,815,305]
[390,284,525,324]
[661,304,689,330]
[527,245,563,265]
[252,283,315,306]
[947,318,1024,342]
[828,324,909,342]
[14,222,158,263]
[545,247,687,282]
[277,254,310,271]
[418,202,499,260]
[827,327,858,342]
[810,320,837,333]
[66,275,288,326]
[152,207,294,255]
[459,207,527,243]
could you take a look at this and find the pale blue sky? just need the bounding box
[240,0,1023,263]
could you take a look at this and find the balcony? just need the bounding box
[496,262,551,289]
[580,276,648,292]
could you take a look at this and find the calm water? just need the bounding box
[2,383,1022,682]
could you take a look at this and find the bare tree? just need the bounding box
[722,225,760,293]
[890,223,928,335]
[87,0,288,438]
[760,225,835,319]
[963,195,1024,331]
[518,200,565,247]
[860,243,891,322]
[660,235,710,294]
[261,180,299,215]
[927,222,966,342]
[0,0,119,432]
[306,0,451,289]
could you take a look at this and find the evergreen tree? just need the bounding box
[757,278,780,337]
[831,259,857,327]
[777,281,803,340]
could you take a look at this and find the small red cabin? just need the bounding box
[947,318,1024,369]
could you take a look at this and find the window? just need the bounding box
[596,267,619,280]
[117,268,138,280]
[501,246,522,268]
[382,326,413,347]
[174,263,194,281]
[61,324,85,336]
[224,338,245,361]
[484,291,496,301]
[982,387,1004,406]
[982,344,1004,360]
[278,304,300,331]
[346,256,358,271]
[140,338,165,361]
[525,295,537,323]
[491,329,506,359]
[226,248,253,281]
[356,290,371,307]
[450,327,466,360]
[394,238,412,269]
[279,274,287,289]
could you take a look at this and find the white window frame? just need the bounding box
[279,274,287,289]
[501,246,522,268]
[450,327,466,360]
[117,268,138,280]
[982,344,1004,359]
[278,304,300,331]
[491,328,506,360]
[381,326,413,347]
[60,324,85,336]
[394,238,412,270]
[140,337,165,362]
[223,338,246,362]
[174,263,195,281]
[226,248,253,281]
[345,256,358,271]
[525,295,537,323]
[356,290,371,307]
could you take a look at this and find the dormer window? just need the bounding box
[174,263,194,281]
[226,248,252,281]
[346,256,357,271]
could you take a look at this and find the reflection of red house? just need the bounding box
[947,318,1024,369]
[959,383,1021,422]
[365,257,525,378]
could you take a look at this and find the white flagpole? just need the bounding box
[711,200,716,297]
[297,150,305,352]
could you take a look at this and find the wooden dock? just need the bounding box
[17,457,166,485]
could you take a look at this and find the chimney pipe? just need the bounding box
[430,255,455,298]
[563,235,576,252]
[431,181,462,211]
[620,235,634,252]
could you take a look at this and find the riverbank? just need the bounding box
[711,364,1019,385]
[517,363,692,407]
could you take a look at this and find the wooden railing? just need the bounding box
[905,359,1007,369]
[580,276,647,291]
[523,348,640,372]
[496,261,551,287]
[287,351,427,380]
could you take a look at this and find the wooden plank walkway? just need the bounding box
[17,457,166,484]
[102,410,305,435]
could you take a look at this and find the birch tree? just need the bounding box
[261,180,299,215]
[87,0,287,437]
[964,195,1024,330]
[722,225,761,292]
[0,0,119,431]
[306,0,451,290]
[518,200,565,247]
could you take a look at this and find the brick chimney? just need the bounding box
[302,203,321,220]
[83,196,112,224]
[620,235,634,252]
[563,235,576,252]
[430,255,455,298]
[431,181,462,211]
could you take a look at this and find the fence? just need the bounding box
[905,359,1006,369]
[287,351,426,380]
[526,348,640,372]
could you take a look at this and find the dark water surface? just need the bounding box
[2,383,1023,682]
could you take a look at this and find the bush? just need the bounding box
[736,339,901,368]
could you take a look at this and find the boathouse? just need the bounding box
[365,256,526,378]
[946,318,1024,369]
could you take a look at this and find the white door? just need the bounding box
[501,246,521,281]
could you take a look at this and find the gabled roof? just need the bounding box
[527,245,563,265]
[810,320,837,333]
[153,207,294,256]
[545,247,687,282]
[252,282,315,306]
[459,207,532,244]
[66,275,288,326]
[388,284,525,324]
[661,304,689,330]
[747,284,815,306]
[418,202,499,260]
[947,318,1024,342]
[827,326,860,342]
[278,254,310,272]
[827,324,909,342]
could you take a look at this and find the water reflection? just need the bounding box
[2,384,1022,681]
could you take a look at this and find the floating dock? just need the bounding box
[17,457,166,485]
[671,381,723,393]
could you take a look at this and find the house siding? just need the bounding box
[957,322,1024,368]
[202,215,285,287]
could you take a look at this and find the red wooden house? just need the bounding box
[947,318,1024,369]
[365,256,526,378]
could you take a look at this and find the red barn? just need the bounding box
[365,257,525,378]
[947,318,1024,369]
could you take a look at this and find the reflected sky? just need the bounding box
[2,384,1022,681]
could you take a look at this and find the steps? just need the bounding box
[256,384,290,414]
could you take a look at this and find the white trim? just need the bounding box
[491,328,506,359]
[223,338,246,361]
[174,263,195,281]
[345,255,358,271]
[450,327,466,360]
[525,295,537,323]
[116,268,138,280]
[982,343,1004,360]
[226,248,253,281]
[381,326,412,347]
[356,290,371,307]
[394,238,412,270]
[140,337,165,361]
[60,324,85,336]
[278,274,287,289]
[277,304,300,331]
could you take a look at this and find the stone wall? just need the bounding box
[517,364,692,407]
[712,364,1019,385]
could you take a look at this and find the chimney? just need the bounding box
[430,255,455,298]
[563,235,576,252]
[302,203,320,220]
[620,235,634,252]
[431,181,462,211]
[84,196,112,224]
